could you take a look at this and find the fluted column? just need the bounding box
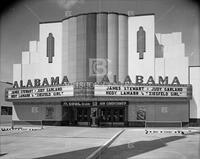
[68,17,77,82]
[77,15,87,82]
[96,13,108,82]
[107,13,119,83]
[118,15,128,83]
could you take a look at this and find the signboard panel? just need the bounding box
[94,85,188,98]
[7,85,74,99]
[62,101,128,107]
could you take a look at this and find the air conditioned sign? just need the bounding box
[7,85,73,99]
[94,85,189,98]
[62,101,128,106]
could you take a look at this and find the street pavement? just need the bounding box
[100,128,200,159]
[0,126,199,159]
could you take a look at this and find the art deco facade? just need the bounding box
[6,12,199,126]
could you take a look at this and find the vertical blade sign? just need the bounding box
[47,33,55,63]
[137,26,146,59]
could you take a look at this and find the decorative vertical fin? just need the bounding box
[47,33,55,63]
[137,26,146,59]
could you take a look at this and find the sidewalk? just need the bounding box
[0,126,199,159]
[0,126,123,159]
[100,128,200,159]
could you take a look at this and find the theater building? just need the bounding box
[5,12,199,127]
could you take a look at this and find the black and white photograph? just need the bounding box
[0,0,200,158]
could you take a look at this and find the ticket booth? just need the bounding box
[91,108,98,127]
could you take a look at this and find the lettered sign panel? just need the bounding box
[94,85,189,98]
[7,85,73,99]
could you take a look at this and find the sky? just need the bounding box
[0,0,199,83]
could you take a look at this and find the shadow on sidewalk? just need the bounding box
[33,146,99,159]
[32,135,186,159]
[100,135,186,159]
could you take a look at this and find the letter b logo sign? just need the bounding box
[89,58,107,77]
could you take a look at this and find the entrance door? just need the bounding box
[77,107,91,126]
[99,107,125,127]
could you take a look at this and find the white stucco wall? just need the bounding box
[39,22,62,65]
[13,22,63,83]
[13,64,21,83]
[155,33,188,84]
[165,57,188,84]
[155,58,165,79]
[13,15,190,86]
[128,15,155,83]
[190,67,200,119]
[22,51,30,64]
[29,41,39,64]
[22,63,61,82]
[29,41,38,52]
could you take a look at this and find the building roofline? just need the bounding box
[40,12,130,24]
[131,13,155,17]
[189,65,200,68]
[39,20,62,24]
[39,12,156,24]
[62,12,128,21]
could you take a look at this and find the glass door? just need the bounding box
[99,107,125,126]
[77,107,90,126]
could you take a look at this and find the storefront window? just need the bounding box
[1,106,12,115]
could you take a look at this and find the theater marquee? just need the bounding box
[7,85,74,99]
[94,85,190,98]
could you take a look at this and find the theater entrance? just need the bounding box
[62,107,91,126]
[99,107,125,127]
[62,101,127,127]
[77,107,91,126]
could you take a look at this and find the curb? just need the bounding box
[144,129,194,135]
[0,127,42,131]
[86,129,125,159]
